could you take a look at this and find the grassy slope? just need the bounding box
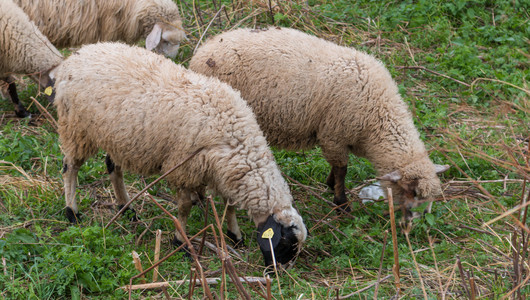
[1,0,528,298]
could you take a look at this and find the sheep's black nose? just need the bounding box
[257,215,299,267]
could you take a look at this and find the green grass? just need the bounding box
[1,0,529,298]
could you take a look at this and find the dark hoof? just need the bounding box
[171,237,192,259]
[118,205,138,222]
[65,207,81,224]
[15,108,31,119]
[333,196,351,213]
[227,230,245,248]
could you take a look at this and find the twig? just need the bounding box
[194,5,225,54]
[132,251,146,284]
[373,230,388,299]
[267,0,274,24]
[456,256,470,298]
[427,232,444,300]
[482,200,530,227]
[395,66,471,87]
[162,287,170,300]
[192,237,242,260]
[404,229,428,299]
[443,260,459,297]
[229,8,265,30]
[197,196,209,259]
[29,97,58,130]
[132,193,214,300]
[126,224,215,299]
[189,267,197,300]
[387,188,400,297]
[441,152,530,235]
[511,230,521,300]
[338,274,393,299]
[470,78,530,95]
[501,268,530,300]
[207,196,252,300]
[283,172,356,219]
[458,224,495,236]
[468,269,476,300]
[105,147,203,229]
[119,277,268,290]
[2,257,6,276]
[266,275,271,300]
[153,230,162,282]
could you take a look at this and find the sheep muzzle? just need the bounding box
[257,215,300,267]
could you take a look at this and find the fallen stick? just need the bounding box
[119,277,268,291]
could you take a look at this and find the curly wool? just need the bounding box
[13,0,185,48]
[0,0,62,80]
[52,42,306,241]
[190,27,444,206]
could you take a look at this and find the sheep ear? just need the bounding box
[434,164,450,174]
[146,23,163,51]
[378,170,402,183]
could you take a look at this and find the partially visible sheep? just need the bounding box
[14,0,186,59]
[51,42,307,266]
[0,0,63,118]
[190,27,449,220]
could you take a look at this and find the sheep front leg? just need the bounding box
[105,155,137,221]
[329,165,350,212]
[4,77,30,118]
[225,203,244,247]
[172,189,195,254]
[63,156,85,223]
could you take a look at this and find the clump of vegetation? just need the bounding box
[1,0,528,298]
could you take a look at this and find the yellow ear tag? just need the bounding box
[262,228,274,239]
[44,86,53,96]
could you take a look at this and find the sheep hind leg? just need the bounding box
[326,168,335,190]
[225,203,244,248]
[4,77,30,118]
[330,165,351,213]
[63,156,85,224]
[105,155,137,221]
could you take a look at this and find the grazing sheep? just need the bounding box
[14,0,186,59]
[190,27,449,220]
[0,0,63,118]
[51,42,307,266]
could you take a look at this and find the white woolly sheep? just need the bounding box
[0,0,63,118]
[51,42,307,266]
[190,27,449,220]
[14,0,186,59]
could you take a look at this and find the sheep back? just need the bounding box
[13,0,185,48]
[0,0,62,78]
[190,27,427,172]
[53,42,302,223]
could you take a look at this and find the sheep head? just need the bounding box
[146,22,186,59]
[378,161,449,220]
[256,209,306,267]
